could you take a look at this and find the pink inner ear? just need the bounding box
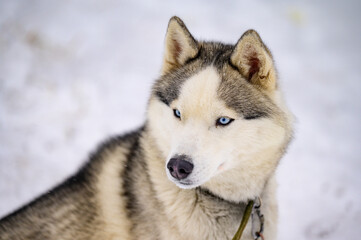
[247,52,260,81]
[172,38,182,60]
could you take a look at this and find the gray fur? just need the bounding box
[153,41,282,120]
[0,131,140,239]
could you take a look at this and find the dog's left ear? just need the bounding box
[161,16,199,75]
[230,30,277,91]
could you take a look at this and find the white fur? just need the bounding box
[148,66,287,202]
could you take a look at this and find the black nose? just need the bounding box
[167,155,194,180]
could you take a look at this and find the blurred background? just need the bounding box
[0,0,360,239]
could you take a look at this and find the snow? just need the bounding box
[0,0,360,239]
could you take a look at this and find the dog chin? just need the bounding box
[173,176,211,189]
[166,175,198,189]
[174,181,198,189]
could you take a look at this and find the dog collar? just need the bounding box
[232,197,264,240]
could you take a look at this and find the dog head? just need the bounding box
[147,17,292,201]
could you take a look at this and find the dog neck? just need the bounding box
[141,129,278,239]
[197,186,246,206]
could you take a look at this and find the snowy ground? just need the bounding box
[0,0,360,239]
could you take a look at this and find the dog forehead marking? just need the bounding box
[175,66,227,119]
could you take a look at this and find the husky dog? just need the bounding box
[0,16,293,240]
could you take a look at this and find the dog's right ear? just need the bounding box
[161,16,199,75]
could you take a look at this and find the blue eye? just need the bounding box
[173,109,181,119]
[216,117,234,126]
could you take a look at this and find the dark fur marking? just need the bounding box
[197,187,244,206]
[155,90,169,106]
[217,81,272,120]
[122,130,143,221]
[244,111,268,120]
[184,45,202,65]
[228,59,240,72]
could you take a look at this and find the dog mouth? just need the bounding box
[178,179,193,186]
[171,177,200,189]
[175,181,197,189]
[179,181,192,185]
